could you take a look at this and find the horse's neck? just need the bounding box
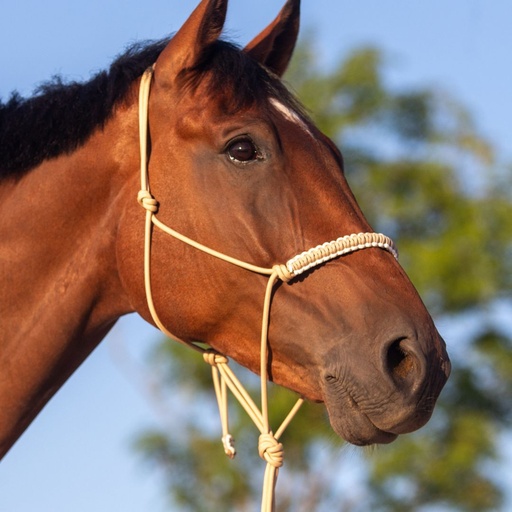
[0,107,137,456]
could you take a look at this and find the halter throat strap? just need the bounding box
[136,66,398,512]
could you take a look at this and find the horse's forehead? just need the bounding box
[269,98,313,137]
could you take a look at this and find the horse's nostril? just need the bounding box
[386,338,417,383]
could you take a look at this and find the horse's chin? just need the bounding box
[326,406,399,446]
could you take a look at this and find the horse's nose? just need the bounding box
[377,327,450,437]
[384,337,427,396]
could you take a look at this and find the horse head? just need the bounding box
[117,0,450,446]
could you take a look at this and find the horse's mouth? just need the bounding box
[321,385,405,446]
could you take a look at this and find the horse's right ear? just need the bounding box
[245,0,300,77]
[154,0,228,86]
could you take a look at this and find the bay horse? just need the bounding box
[0,0,449,471]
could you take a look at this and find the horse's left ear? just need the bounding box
[244,0,300,77]
[154,0,228,86]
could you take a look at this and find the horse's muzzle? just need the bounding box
[321,331,450,446]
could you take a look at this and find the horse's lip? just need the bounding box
[330,410,399,446]
[348,422,398,446]
[323,393,399,446]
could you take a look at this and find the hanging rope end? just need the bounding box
[222,434,237,459]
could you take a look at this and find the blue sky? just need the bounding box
[1,1,511,511]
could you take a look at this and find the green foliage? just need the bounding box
[133,40,512,511]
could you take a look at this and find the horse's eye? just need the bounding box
[226,138,258,163]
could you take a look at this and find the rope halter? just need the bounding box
[137,67,398,512]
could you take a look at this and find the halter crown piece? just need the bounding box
[137,67,398,511]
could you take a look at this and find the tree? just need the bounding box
[133,41,512,511]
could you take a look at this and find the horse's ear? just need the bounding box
[154,0,228,85]
[244,0,300,77]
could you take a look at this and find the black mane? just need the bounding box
[0,39,167,177]
[0,38,305,178]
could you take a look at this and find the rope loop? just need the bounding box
[258,433,284,468]
[137,190,159,213]
[203,349,229,367]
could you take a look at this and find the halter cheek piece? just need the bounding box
[137,67,398,512]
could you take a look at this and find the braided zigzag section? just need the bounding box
[285,232,398,277]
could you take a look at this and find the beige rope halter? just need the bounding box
[137,67,398,511]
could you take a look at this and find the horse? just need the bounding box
[0,0,450,468]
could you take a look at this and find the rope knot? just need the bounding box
[258,433,284,468]
[137,190,159,213]
[272,264,293,283]
[203,349,228,367]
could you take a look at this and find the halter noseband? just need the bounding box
[137,67,398,512]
